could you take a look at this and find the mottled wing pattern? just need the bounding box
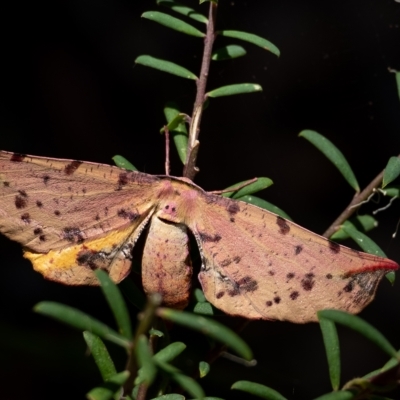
[0,151,161,284]
[188,192,398,323]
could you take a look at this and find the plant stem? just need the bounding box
[123,294,161,395]
[323,156,399,238]
[184,2,218,180]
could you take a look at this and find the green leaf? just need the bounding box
[164,102,188,164]
[83,331,117,381]
[155,360,205,399]
[219,30,280,57]
[193,300,214,315]
[237,195,293,221]
[135,55,197,80]
[395,71,400,102]
[381,185,400,197]
[135,335,157,385]
[171,373,205,399]
[312,391,355,400]
[142,11,205,37]
[299,130,360,192]
[95,270,132,340]
[212,45,247,60]
[382,157,400,188]
[317,310,398,359]
[149,328,164,337]
[330,216,377,241]
[118,278,146,310]
[207,83,262,98]
[152,395,185,400]
[318,318,341,390]
[199,361,210,378]
[222,177,273,199]
[341,225,386,257]
[157,308,252,360]
[34,302,130,348]
[157,0,208,23]
[112,155,137,171]
[161,113,187,133]
[231,380,287,400]
[87,371,129,400]
[153,342,187,363]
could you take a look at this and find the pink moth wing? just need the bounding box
[0,150,398,323]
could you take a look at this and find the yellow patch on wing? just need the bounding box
[24,224,138,285]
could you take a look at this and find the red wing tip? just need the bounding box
[344,259,399,278]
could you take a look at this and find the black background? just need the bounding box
[1,1,400,399]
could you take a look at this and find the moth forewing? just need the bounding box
[190,193,398,323]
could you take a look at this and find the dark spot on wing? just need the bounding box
[227,287,240,297]
[42,175,50,185]
[95,214,100,221]
[63,227,85,243]
[287,272,295,280]
[216,291,225,299]
[266,301,273,307]
[301,273,315,291]
[39,235,46,242]
[236,276,258,292]
[227,202,240,215]
[343,280,354,293]
[118,172,129,188]
[199,232,222,243]
[10,153,26,162]
[33,227,43,235]
[230,217,235,223]
[76,249,104,270]
[220,258,232,267]
[21,213,30,223]
[36,200,43,208]
[19,190,28,197]
[3,181,10,187]
[64,161,82,175]
[276,216,290,235]
[295,245,303,255]
[329,241,341,254]
[117,208,139,221]
[54,210,61,216]
[326,273,333,279]
[274,296,281,304]
[15,195,27,209]
[268,270,275,276]
[290,291,299,300]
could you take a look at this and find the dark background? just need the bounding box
[1,0,400,398]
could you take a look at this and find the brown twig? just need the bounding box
[323,155,400,238]
[184,2,218,180]
[164,126,170,176]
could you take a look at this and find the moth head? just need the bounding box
[156,188,198,224]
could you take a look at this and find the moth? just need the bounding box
[0,151,398,323]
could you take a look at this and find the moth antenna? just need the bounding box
[373,195,398,215]
[349,189,379,209]
[164,125,170,176]
[392,217,400,239]
[210,177,258,195]
[221,351,257,367]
